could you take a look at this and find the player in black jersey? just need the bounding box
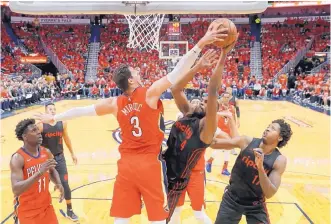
[164,39,237,223]
[37,103,79,221]
[211,117,292,224]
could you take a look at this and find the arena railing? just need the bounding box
[273,36,314,81]
[39,34,73,79]
[309,57,330,74]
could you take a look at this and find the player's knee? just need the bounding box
[193,210,212,224]
[114,218,130,224]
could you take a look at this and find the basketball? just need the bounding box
[208,18,238,48]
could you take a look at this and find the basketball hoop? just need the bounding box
[123,1,164,51]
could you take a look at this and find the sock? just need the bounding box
[222,161,228,171]
[193,210,212,224]
[150,220,166,224]
[168,206,182,224]
[224,150,230,162]
[207,157,214,164]
[114,218,130,224]
[66,200,72,211]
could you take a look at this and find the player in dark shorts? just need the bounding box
[164,40,237,223]
[37,103,79,221]
[210,115,292,224]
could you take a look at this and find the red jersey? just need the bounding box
[217,104,236,135]
[14,147,52,218]
[116,87,164,155]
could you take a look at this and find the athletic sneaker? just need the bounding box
[206,162,212,173]
[222,169,231,176]
[67,209,79,221]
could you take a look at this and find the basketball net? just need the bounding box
[124,14,165,51]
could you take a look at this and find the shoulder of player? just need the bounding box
[10,152,24,169]
[95,97,118,115]
[273,155,287,172]
[40,146,54,159]
[239,135,253,149]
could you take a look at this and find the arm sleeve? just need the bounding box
[54,105,97,122]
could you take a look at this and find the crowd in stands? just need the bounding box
[0,74,59,113]
[1,6,330,114]
[1,22,33,76]
[261,17,330,80]
[11,22,46,56]
[40,24,89,80]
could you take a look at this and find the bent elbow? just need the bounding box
[12,187,21,197]
[265,192,276,199]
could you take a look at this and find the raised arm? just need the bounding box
[217,110,239,138]
[146,28,228,109]
[210,135,252,151]
[171,50,218,114]
[34,97,117,124]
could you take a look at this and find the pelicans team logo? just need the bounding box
[112,120,176,146]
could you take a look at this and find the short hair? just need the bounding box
[15,119,35,141]
[272,119,293,148]
[113,65,132,92]
[45,102,55,108]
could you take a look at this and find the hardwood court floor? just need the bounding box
[1,100,329,224]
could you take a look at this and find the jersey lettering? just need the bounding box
[242,155,270,174]
[44,131,63,138]
[27,164,42,178]
[38,177,46,193]
[175,122,193,139]
[130,116,142,137]
[121,103,143,116]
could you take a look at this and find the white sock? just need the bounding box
[114,218,130,224]
[224,150,230,162]
[168,207,182,224]
[211,149,219,159]
[150,220,166,224]
[193,210,212,224]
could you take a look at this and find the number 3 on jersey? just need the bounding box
[130,116,142,137]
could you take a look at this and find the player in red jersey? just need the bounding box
[10,119,64,224]
[34,28,229,223]
[206,92,239,176]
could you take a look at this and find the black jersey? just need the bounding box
[163,114,209,190]
[41,121,64,156]
[228,138,281,202]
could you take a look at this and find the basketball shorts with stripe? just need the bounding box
[215,188,270,224]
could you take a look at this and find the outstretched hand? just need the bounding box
[196,49,219,69]
[200,26,229,46]
[33,112,55,124]
[222,33,239,55]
